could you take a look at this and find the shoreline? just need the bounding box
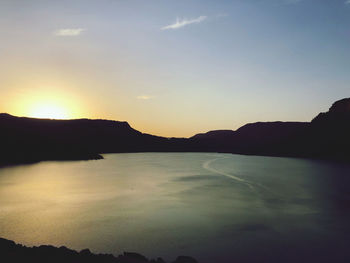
[0,237,198,263]
[0,153,104,168]
[1,150,349,168]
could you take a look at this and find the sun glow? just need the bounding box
[29,103,69,119]
[8,88,84,120]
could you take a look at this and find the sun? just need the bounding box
[29,103,69,119]
[9,87,85,120]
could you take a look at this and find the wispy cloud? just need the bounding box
[161,16,207,30]
[54,28,85,36]
[345,0,350,4]
[137,95,154,100]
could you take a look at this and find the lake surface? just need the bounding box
[0,153,349,262]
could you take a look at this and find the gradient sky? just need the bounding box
[0,0,349,137]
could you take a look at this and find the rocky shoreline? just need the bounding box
[0,237,198,263]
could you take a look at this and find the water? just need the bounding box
[0,153,349,262]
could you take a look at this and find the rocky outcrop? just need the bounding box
[329,98,350,113]
[312,98,350,124]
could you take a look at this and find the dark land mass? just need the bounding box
[191,97,350,161]
[0,237,198,263]
[1,98,349,166]
[0,113,190,166]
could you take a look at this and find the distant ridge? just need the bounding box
[0,98,349,166]
[191,98,350,160]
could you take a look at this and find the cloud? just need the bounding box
[161,16,207,30]
[137,95,154,100]
[345,0,350,4]
[54,28,85,36]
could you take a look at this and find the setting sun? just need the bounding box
[6,88,85,120]
[29,103,69,119]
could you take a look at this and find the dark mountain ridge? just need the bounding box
[0,113,189,166]
[1,98,349,166]
[190,122,310,155]
[190,98,350,160]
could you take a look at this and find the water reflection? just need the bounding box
[0,153,349,263]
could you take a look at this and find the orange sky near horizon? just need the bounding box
[0,74,332,138]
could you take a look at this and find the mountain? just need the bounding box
[0,98,349,166]
[0,113,191,166]
[308,98,350,159]
[190,98,350,161]
[190,122,310,156]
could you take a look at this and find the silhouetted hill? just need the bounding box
[0,237,198,263]
[191,130,236,140]
[1,98,349,166]
[0,114,191,166]
[190,122,310,155]
[308,98,350,160]
[190,98,350,161]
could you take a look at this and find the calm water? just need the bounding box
[0,153,349,262]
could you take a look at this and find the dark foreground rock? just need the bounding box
[0,237,198,263]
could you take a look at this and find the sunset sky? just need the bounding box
[0,0,349,137]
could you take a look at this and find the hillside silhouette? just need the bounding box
[0,114,189,166]
[0,237,198,263]
[191,98,350,160]
[0,98,349,166]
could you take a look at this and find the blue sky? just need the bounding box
[0,0,349,136]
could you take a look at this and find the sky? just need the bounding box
[0,0,349,137]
